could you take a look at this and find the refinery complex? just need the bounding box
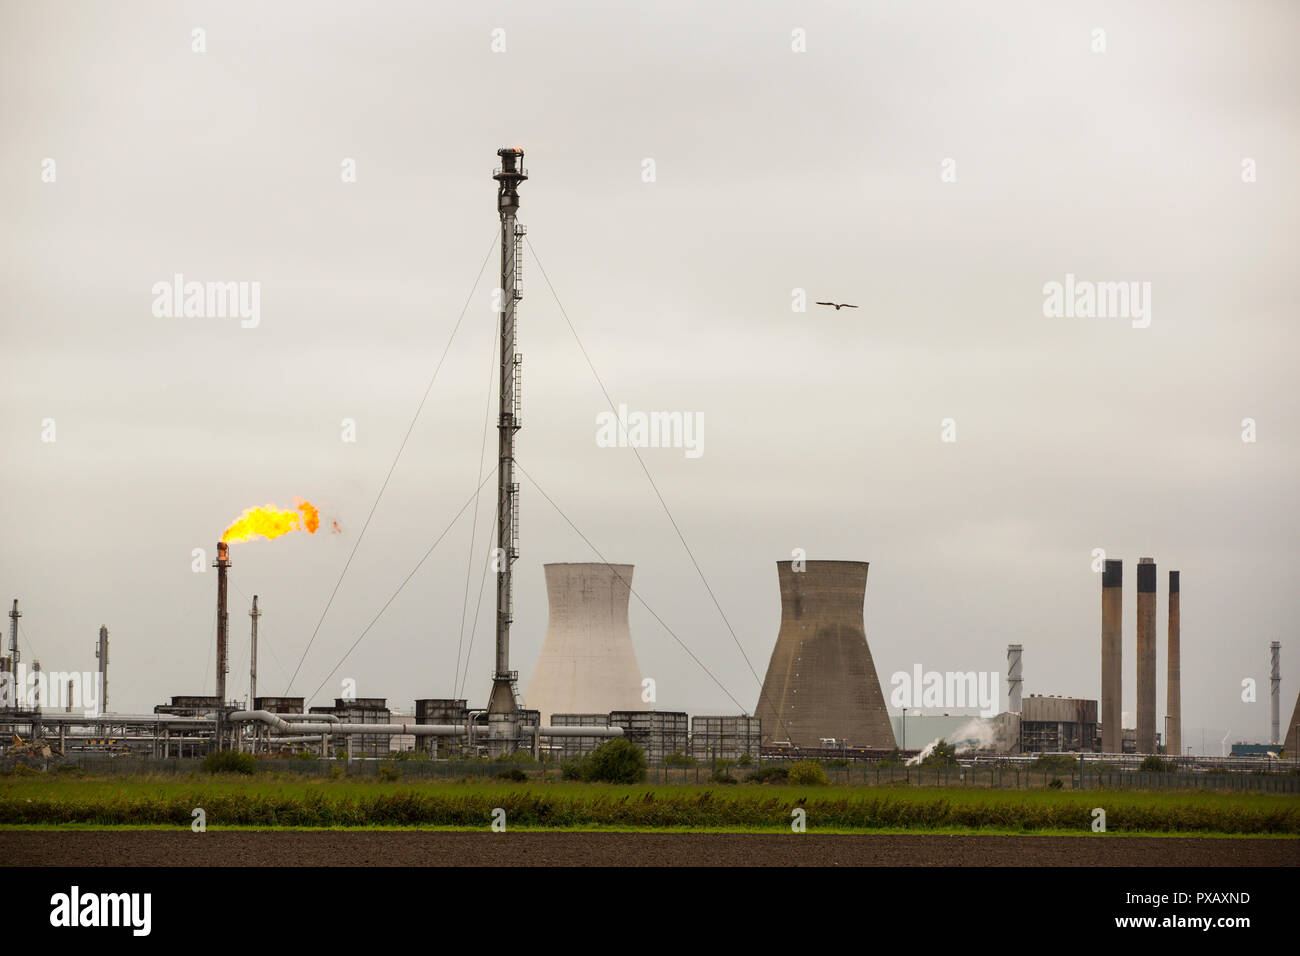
[1,149,1295,770]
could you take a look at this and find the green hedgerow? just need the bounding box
[746,765,789,784]
[585,738,648,784]
[1140,755,1176,773]
[787,761,829,786]
[200,751,257,775]
[563,738,648,784]
[1031,753,1078,773]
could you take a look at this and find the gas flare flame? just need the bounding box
[222,497,321,544]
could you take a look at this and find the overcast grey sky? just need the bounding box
[2,1,1297,753]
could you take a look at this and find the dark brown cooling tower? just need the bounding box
[754,560,895,749]
[1285,688,1300,756]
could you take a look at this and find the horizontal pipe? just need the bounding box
[230,710,623,739]
[264,736,332,744]
[527,726,624,738]
[231,711,470,736]
[279,712,340,723]
[22,713,208,723]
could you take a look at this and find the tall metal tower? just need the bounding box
[7,600,20,685]
[486,147,527,749]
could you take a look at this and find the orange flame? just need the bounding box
[222,497,321,544]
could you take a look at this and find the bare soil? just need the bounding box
[5,831,1296,866]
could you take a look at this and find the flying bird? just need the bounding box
[815,301,858,310]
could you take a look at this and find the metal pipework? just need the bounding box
[278,712,340,723]
[228,710,623,739]
[524,725,623,738]
[1101,559,1122,754]
[274,726,627,740]
[264,736,333,745]
[230,711,474,736]
[37,712,210,723]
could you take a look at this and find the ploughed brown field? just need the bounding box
[6,831,1297,866]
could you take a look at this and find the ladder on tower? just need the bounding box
[512,353,522,427]
[512,224,526,301]
[509,482,520,561]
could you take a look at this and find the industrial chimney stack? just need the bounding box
[1136,558,1157,753]
[1270,641,1281,745]
[95,625,109,714]
[1101,559,1122,753]
[214,541,231,749]
[1167,571,1181,757]
[1007,644,1023,713]
[250,595,260,708]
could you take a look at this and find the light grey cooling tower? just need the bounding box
[525,562,645,725]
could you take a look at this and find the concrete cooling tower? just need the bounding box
[1285,687,1300,756]
[525,562,644,724]
[755,560,895,749]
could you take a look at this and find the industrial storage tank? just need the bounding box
[525,562,644,725]
[754,560,894,749]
